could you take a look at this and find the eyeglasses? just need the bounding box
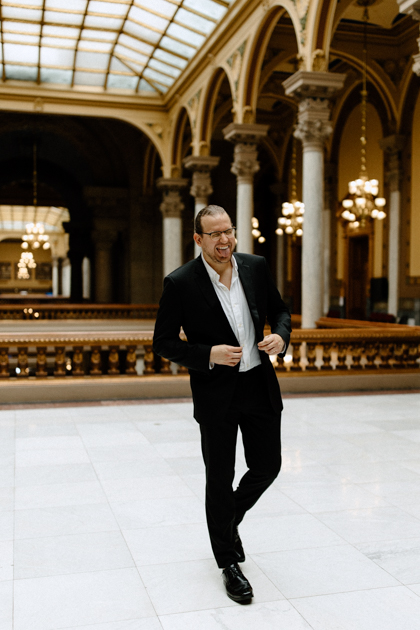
[199,227,236,241]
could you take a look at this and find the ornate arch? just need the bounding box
[304,0,338,69]
[330,50,397,126]
[197,67,233,156]
[240,3,301,124]
[170,107,193,176]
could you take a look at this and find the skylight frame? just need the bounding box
[0,0,234,94]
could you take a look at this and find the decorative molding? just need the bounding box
[407,276,420,285]
[146,122,164,139]
[157,177,187,218]
[187,89,202,131]
[283,71,346,100]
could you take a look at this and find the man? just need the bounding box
[153,205,291,604]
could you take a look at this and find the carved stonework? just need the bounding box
[72,346,85,376]
[0,348,9,378]
[146,123,164,139]
[376,56,411,85]
[183,156,220,202]
[125,345,137,375]
[90,346,102,375]
[108,346,120,375]
[284,72,345,151]
[294,98,333,149]
[312,50,327,72]
[230,143,260,180]
[380,135,405,193]
[223,123,269,182]
[187,89,202,133]
[156,178,188,218]
[54,347,66,376]
[36,347,48,377]
[17,347,28,377]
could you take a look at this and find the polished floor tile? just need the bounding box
[2,392,420,630]
[13,568,156,630]
[14,502,119,539]
[137,557,284,615]
[292,586,420,630]
[159,601,312,630]
[252,544,398,598]
[14,530,135,579]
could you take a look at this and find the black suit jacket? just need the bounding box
[153,253,292,424]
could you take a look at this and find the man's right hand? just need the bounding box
[210,345,243,367]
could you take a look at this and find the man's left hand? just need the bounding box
[258,334,285,355]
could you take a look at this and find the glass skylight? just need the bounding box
[0,0,235,94]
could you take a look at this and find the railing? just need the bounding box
[0,304,159,320]
[277,327,420,372]
[0,326,419,380]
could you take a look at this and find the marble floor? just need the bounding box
[1,392,420,630]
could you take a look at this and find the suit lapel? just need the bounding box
[194,256,239,344]
[235,254,261,331]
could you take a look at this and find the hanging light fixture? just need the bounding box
[276,129,304,238]
[21,142,50,251]
[17,251,36,279]
[251,217,266,243]
[340,2,386,228]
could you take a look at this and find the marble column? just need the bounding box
[157,178,188,277]
[397,0,420,75]
[380,135,405,318]
[323,164,337,316]
[283,71,346,327]
[183,155,220,257]
[82,256,91,300]
[62,257,71,298]
[223,123,269,254]
[270,182,286,296]
[52,256,59,297]
[93,231,116,303]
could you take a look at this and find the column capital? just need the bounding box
[156,177,188,193]
[283,71,346,101]
[284,71,345,151]
[157,178,187,219]
[380,135,405,192]
[294,99,333,150]
[222,123,269,145]
[182,155,220,173]
[183,156,220,202]
[223,124,268,183]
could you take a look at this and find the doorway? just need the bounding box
[347,235,369,320]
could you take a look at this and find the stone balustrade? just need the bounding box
[275,326,420,373]
[0,304,159,320]
[0,326,419,379]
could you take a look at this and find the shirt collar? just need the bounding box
[201,252,237,284]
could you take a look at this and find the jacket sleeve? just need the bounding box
[264,257,292,357]
[153,275,213,373]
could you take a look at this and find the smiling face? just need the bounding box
[194,211,236,270]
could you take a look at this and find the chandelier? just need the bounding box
[21,142,50,251]
[17,251,36,279]
[340,3,386,228]
[251,217,266,243]
[276,131,304,238]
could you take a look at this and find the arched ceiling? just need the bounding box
[0,0,234,95]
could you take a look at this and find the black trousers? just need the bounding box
[199,365,282,568]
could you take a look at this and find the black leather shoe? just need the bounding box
[222,562,253,604]
[234,527,245,563]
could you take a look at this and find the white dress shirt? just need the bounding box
[201,254,261,372]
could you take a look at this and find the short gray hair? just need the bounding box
[194,205,232,234]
